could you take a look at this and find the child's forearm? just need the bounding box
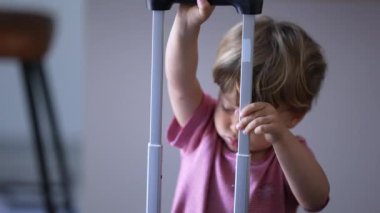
[165,15,203,126]
[272,131,330,211]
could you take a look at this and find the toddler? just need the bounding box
[165,0,330,212]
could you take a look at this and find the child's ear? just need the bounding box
[288,112,306,128]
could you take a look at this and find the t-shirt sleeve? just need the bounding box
[167,93,216,153]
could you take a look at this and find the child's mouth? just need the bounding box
[230,139,238,149]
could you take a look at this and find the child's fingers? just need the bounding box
[236,112,267,130]
[197,0,211,10]
[197,0,214,21]
[237,103,272,128]
[197,0,207,7]
[236,115,256,130]
[254,123,274,135]
[241,116,274,135]
[239,102,267,117]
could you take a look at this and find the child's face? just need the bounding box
[214,90,293,155]
[214,91,240,153]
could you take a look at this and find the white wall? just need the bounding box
[85,0,380,212]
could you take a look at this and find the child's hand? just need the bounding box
[177,0,214,29]
[236,102,289,144]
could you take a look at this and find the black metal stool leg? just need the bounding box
[21,60,56,213]
[37,62,74,213]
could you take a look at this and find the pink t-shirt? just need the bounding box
[167,94,309,213]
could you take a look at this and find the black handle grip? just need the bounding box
[147,0,263,15]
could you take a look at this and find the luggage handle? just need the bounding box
[146,1,263,212]
[147,0,263,15]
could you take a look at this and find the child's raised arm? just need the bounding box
[165,0,214,126]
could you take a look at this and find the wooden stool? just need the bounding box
[0,10,73,213]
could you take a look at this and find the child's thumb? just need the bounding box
[197,0,214,20]
[197,0,208,8]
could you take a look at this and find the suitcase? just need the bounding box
[146,1,263,212]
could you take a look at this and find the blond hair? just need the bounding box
[213,15,326,113]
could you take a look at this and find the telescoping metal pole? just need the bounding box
[146,10,164,213]
[234,14,255,213]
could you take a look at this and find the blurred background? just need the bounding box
[0,0,83,212]
[1,0,380,212]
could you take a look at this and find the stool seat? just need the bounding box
[0,11,52,60]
